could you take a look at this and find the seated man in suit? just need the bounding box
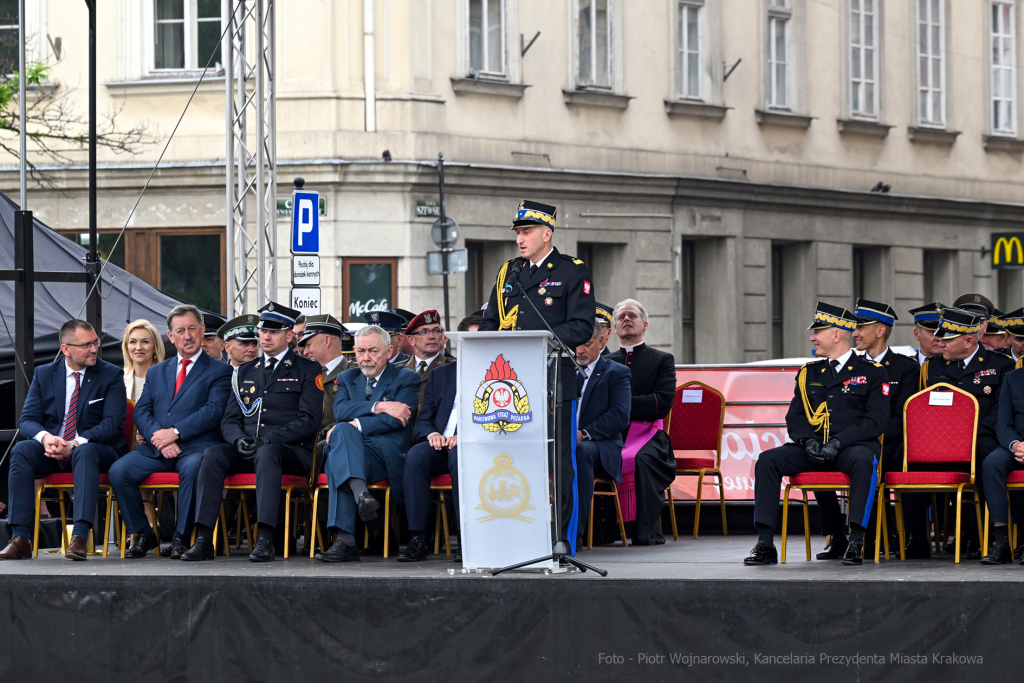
[981,359,1024,564]
[397,315,480,563]
[1,319,127,561]
[607,299,677,546]
[182,302,323,562]
[574,319,632,548]
[109,305,233,559]
[315,325,420,562]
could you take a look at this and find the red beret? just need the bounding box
[406,309,442,335]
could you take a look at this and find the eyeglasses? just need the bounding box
[65,340,101,349]
[411,328,445,337]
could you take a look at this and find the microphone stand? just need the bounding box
[491,279,607,577]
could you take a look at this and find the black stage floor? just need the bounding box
[1,536,1015,682]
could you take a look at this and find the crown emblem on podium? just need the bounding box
[476,453,533,523]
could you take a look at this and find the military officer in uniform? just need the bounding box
[814,299,920,560]
[364,310,411,364]
[1002,308,1024,366]
[479,199,596,548]
[219,314,260,367]
[596,302,613,357]
[201,313,227,362]
[904,307,1016,558]
[182,302,323,562]
[908,302,944,369]
[399,309,453,410]
[296,313,350,440]
[745,302,889,566]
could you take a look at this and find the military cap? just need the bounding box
[1001,307,1024,338]
[219,314,259,342]
[595,302,613,328]
[934,307,984,339]
[512,199,556,231]
[257,301,301,330]
[405,309,442,335]
[203,313,226,337]
[985,309,1007,335]
[953,293,996,317]
[363,310,407,333]
[297,313,345,347]
[853,298,898,327]
[908,302,943,330]
[340,329,355,355]
[391,308,417,325]
[808,301,858,331]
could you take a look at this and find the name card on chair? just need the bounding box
[929,392,954,406]
[682,389,703,403]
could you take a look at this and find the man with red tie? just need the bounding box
[1,320,127,560]
[108,305,233,559]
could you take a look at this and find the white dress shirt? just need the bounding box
[324,355,346,375]
[413,353,440,374]
[529,247,554,271]
[175,349,204,383]
[576,362,596,421]
[442,395,459,438]
[864,347,889,364]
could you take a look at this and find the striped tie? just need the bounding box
[63,372,81,440]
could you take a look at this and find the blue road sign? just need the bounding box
[291,190,320,254]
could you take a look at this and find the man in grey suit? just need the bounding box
[315,325,420,562]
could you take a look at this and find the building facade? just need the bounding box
[6,0,1024,361]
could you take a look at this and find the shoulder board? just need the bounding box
[560,253,584,265]
[1017,357,1024,370]
[803,359,826,369]
[868,361,883,368]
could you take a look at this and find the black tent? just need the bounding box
[0,192,187,383]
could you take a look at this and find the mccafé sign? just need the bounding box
[992,233,1024,269]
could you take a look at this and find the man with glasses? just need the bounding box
[2,320,127,561]
[399,309,452,410]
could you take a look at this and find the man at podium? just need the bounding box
[479,200,595,546]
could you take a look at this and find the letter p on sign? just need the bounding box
[291,190,320,254]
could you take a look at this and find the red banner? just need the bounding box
[670,364,805,501]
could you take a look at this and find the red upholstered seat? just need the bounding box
[885,471,971,485]
[1008,471,1024,484]
[667,384,725,451]
[675,456,716,471]
[789,472,851,486]
[140,473,179,486]
[431,474,452,487]
[224,474,308,487]
[368,479,389,488]
[42,473,111,486]
[313,475,390,487]
[317,473,328,485]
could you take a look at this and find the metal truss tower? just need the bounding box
[225,0,277,316]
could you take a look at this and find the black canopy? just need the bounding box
[0,192,187,381]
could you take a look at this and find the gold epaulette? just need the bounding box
[920,358,930,392]
[797,365,830,442]
[1017,357,1023,371]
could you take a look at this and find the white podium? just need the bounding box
[448,330,558,571]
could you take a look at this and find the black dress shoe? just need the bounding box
[181,536,215,561]
[743,541,778,565]
[1014,541,1024,560]
[249,538,275,562]
[904,537,931,559]
[632,537,666,546]
[981,543,1012,565]
[841,539,865,565]
[315,539,360,563]
[453,549,462,563]
[965,540,982,560]
[816,536,849,560]
[161,536,185,560]
[357,492,380,522]
[124,532,158,559]
[397,535,428,562]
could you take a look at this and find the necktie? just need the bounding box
[529,264,538,277]
[957,359,965,371]
[174,359,191,396]
[63,372,81,440]
[265,357,278,382]
[365,377,376,398]
[418,360,427,377]
[577,370,586,395]
[829,359,839,378]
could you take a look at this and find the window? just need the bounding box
[767,0,791,108]
[992,1,1017,136]
[850,0,878,118]
[578,0,611,88]
[771,244,784,359]
[923,249,954,304]
[678,1,702,99]
[153,0,222,72]
[343,258,398,323]
[0,0,17,75]
[469,0,505,77]
[917,0,945,127]
[680,239,696,364]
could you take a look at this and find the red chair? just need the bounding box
[664,382,728,539]
[585,476,629,548]
[880,383,981,563]
[31,399,136,557]
[780,441,883,563]
[117,472,186,557]
[221,473,311,558]
[309,474,400,557]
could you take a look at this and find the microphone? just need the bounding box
[504,258,525,294]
